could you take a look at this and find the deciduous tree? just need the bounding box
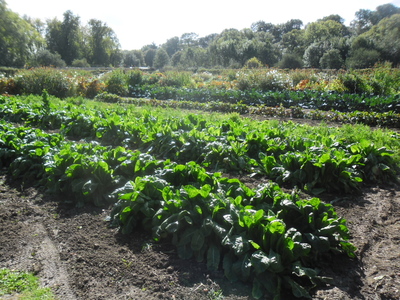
[0,0,44,66]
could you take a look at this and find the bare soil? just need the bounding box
[1,171,399,300]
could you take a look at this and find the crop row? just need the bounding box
[129,86,400,113]
[1,95,398,194]
[113,96,400,129]
[0,120,355,298]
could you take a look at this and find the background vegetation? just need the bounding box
[1,0,399,69]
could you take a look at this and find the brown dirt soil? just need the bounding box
[1,171,399,300]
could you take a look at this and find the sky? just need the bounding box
[6,0,400,50]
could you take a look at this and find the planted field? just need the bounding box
[1,93,400,299]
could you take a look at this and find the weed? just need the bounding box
[0,268,54,299]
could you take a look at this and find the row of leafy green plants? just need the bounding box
[1,94,398,194]
[1,95,399,298]
[127,86,400,113]
[96,93,400,128]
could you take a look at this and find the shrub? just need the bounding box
[142,72,164,85]
[72,58,90,67]
[277,53,303,69]
[77,77,105,99]
[94,92,121,103]
[244,57,263,69]
[339,71,371,94]
[346,48,381,69]
[127,69,143,87]
[236,69,292,91]
[29,49,66,68]
[104,70,128,96]
[13,68,73,98]
[159,71,195,87]
[319,49,344,70]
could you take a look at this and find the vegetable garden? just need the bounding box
[1,67,400,299]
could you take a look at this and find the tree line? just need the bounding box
[1,0,399,69]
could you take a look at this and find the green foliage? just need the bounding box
[13,68,74,98]
[41,89,50,114]
[127,69,143,86]
[29,49,66,68]
[236,69,292,91]
[346,48,381,69]
[110,176,356,299]
[361,14,400,65]
[277,53,304,69]
[72,58,90,67]
[245,57,263,69]
[339,71,370,94]
[159,71,195,88]
[153,48,171,69]
[104,70,128,96]
[319,49,344,69]
[0,268,54,299]
[94,92,121,103]
[0,1,44,67]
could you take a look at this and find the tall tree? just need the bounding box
[86,19,120,66]
[361,14,400,65]
[45,11,82,65]
[144,48,156,67]
[45,18,63,55]
[0,0,43,66]
[59,11,82,65]
[351,4,400,35]
[153,48,170,69]
[180,32,199,47]
[304,19,347,44]
[162,36,180,57]
[351,9,374,35]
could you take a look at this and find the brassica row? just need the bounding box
[1,95,398,194]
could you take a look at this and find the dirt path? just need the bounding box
[1,172,400,300]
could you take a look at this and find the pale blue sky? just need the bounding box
[7,0,399,50]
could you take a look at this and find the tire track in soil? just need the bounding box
[34,224,77,300]
[9,217,77,299]
[0,181,76,299]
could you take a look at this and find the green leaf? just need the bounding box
[268,220,285,234]
[223,253,239,282]
[251,249,284,274]
[231,235,250,256]
[82,179,98,196]
[284,276,311,299]
[207,244,220,272]
[178,227,197,246]
[184,185,199,198]
[191,230,205,251]
[165,221,179,234]
[231,253,252,282]
[319,153,331,164]
[194,205,203,215]
[121,215,136,235]
[177,243,193,260]
[252,278,264,299]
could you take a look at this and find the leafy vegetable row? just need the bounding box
[0,120,355,299]
[1,95,398,195]
[129,86,400,113]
